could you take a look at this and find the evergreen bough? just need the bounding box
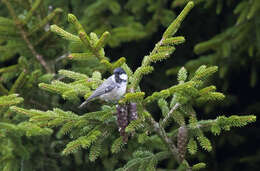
[168,0,260,88]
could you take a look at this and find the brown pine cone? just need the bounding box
[177,126,188,161]
[116,104,128,142]
[128,102,138,121]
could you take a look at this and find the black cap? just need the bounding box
[113,67,126,74]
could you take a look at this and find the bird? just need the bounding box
[78,67,128,108]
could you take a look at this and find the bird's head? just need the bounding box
[113,67,127,83]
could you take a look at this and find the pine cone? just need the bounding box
[177,126,188,161]
[128,102,138,121]
[116,104,128,142]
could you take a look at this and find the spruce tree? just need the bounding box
[0,1,258,171]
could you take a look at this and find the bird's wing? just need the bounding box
[90,77,116,98]
[78,77,116,108]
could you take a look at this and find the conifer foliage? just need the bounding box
[168,0,260,88]
[0,1,257,171]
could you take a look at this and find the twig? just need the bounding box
[145,110,191,170]
[146,112,179,161]
[3,0,52,73]
[161,103,180,127]
[20,28,52,73]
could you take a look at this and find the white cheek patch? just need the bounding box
[119,74,128,80]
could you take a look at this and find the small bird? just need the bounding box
[78,67,128,108]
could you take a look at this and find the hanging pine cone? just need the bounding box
[177,126,188,162]
[128,102,138,121]
[116,104,128,142]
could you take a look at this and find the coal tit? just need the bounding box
[79,67,128,108]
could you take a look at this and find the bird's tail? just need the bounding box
[78,99,91,109]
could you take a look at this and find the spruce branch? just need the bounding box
[68,52,95,60]
[187,138,197,155]
[111,57,126,70]
[21,29,52,73]
[144,81,196,104]
[195,130,212,152]
[24,0,44,24]
[1,0,20,23]
[192,115,256,131]
[78,31,94,53]
[178,67,188,83]
[0,94,23,107]
[145,111,184,164]
[3,0,52,73]
[111,137,125,154]
[163,36,186,45]
[121,92,145,103]
[130,2,194,90]
[120,150,168,170]
[163,1,194,38]
[125,119,143,133]
[51,14,113,69]
[158,98,170,117]
[0,83,8,95]
[170,115,256,139]
[161,103,181,128]
[89,139,103,162]
[50,25,81,42]
[0,64,19,74]
[9,70,27,94]
[94,31,111,51]
[30,8,63,34]
[67,14,107,61]
[146,115,192,170]
[58,69,88,81]
[192,163,206,170]
[62,129,102,155]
